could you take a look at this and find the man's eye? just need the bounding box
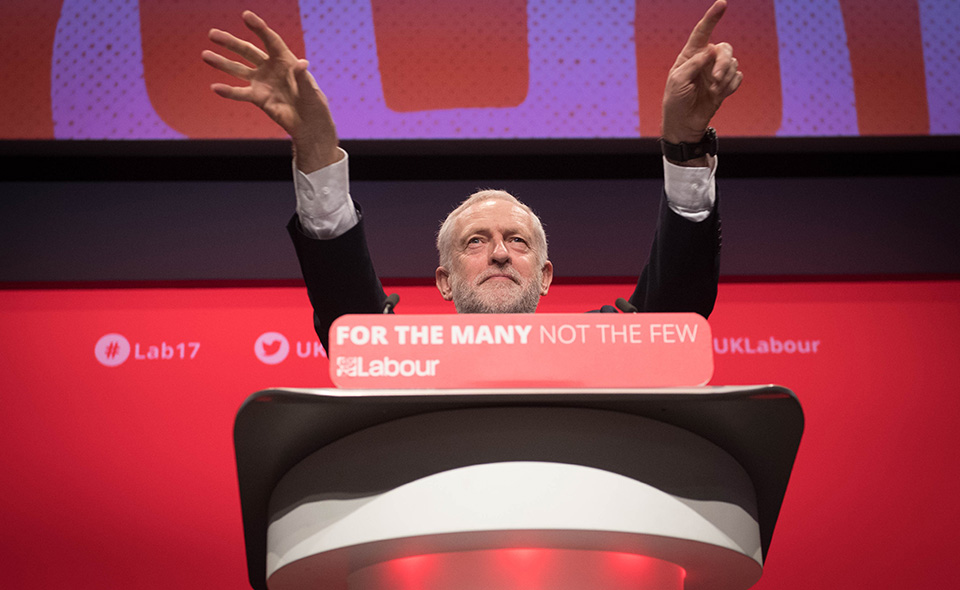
[467,237,482,244]
[510,237,527,244]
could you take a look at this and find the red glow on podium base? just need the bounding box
[348,548,685,590]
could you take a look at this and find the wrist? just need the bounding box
[661,130,706,145]
[293,139,342,174]
[660,119,708,145]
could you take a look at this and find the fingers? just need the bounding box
[711,43,733,79]
[670,44,716,87]
[207,27,267,66]
[242,10,292,59]
[201,49,255,81]
[205,11,291,67]
[717,70,743,100]
[703,44,741,100]
[669,41,741,102]
[680,0,727,57]
[711,42,739,93]
[209,82,254,103]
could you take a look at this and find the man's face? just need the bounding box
[436,199,553,313]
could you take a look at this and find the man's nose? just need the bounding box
[490,239,510,263]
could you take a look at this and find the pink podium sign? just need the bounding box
[329,313,713,389]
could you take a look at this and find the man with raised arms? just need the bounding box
[203,0,742,350]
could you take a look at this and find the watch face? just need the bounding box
[701,127,718,156]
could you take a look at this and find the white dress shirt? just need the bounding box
[294,148,716,239]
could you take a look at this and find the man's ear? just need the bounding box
[539,260,554,296]
[436,266,453,300]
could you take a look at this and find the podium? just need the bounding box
[234,385,803,590]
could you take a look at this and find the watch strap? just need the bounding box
[659,127,718,162]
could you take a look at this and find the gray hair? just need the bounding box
[436,189,548,270]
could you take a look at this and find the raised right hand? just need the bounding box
[661,0,742,148]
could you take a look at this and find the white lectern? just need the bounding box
[234,386,803,590]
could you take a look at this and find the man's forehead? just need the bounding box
[456,198,534,233]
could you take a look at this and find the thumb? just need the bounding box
[293,60,318,91]
[293,59,330,106]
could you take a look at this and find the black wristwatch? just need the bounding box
[659,127,718,162]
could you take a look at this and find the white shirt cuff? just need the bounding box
[662,155,717,223]
[294,147,359,239]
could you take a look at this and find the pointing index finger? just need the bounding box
[681,0,727,57]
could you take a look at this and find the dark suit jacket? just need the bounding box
[288,192,720,351]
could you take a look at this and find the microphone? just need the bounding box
[382,293,400,314]
[615,297,638,313]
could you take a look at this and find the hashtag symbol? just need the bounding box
[105,341,119,358]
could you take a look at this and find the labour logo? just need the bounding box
[336,356,359,377]
[95,333,131,367]
[255,332,290,365]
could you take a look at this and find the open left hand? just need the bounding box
[202,11,341,171]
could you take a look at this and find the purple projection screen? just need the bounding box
[2,0,958,140]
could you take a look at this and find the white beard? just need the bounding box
[450,267,542,314]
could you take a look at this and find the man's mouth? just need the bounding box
[480,273,519,285]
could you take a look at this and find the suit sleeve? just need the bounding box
[627,189,721,318]
[287,210,387,351]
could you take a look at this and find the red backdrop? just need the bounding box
[2,279,958,587]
